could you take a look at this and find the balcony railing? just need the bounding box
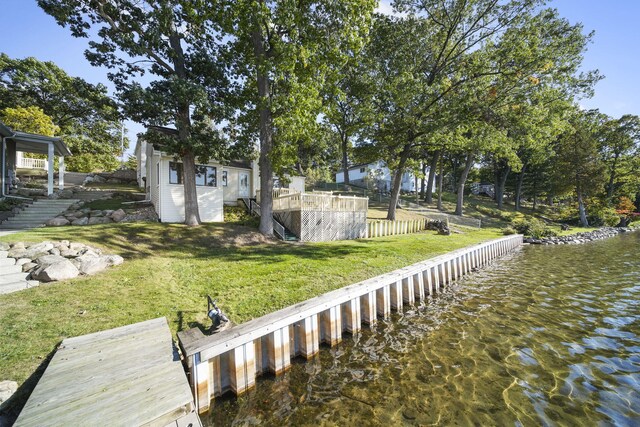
[255,187,297,201]
[18,157,47,170]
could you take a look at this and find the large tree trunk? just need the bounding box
[341,132,350,185]
[169,32,199,226]
[424,151,439,204]
[437,155,444,211]
[514,165,526,211]
[606,157,618,201]
[419,162,426,199]
[386,145,411,220]
[455,152,475,216]
[252,30,274,236]
[495,164,510,210]
[181,150,201,226]
[577,188,589,227]
[532,174,538,211]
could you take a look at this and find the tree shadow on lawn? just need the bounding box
[9,222,382,263]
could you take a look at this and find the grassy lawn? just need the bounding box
[0,221,502,388]
[83,197,129,211]
[84,182,142,192]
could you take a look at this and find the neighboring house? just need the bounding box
[0,121,72,196]
[336,161,431,193]
[136,127,304,223]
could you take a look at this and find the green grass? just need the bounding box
[83,197,128,211]
[0,221,502,388]
[84,182,141,192]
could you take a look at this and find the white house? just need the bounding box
[336,161,429,193]
[135,127,304,223]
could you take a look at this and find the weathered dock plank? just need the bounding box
[15,317,200,427]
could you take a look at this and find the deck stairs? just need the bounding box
[240,198,298,241]
[0,199,79,230]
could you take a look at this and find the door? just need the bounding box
[239,172,249,198]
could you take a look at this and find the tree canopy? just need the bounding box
[39,0,246,225]
[0,53,125,172]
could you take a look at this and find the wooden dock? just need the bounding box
[15,317,201,427]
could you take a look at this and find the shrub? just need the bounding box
[588,205,619,227]
[511,217,558,239]
[502,227,517,235]
[24,181,45,189]
[224,205,258,227]
[617,196,636,213]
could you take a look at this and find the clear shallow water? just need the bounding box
[206,232,640,426]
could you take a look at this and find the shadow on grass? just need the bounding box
[176,310,209,334]
[0,222,381,264]
[0,343,59,426]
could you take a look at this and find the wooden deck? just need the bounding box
[15,317,201,427]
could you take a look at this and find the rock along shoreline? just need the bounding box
[523,226,637,245]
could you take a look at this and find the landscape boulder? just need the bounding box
[46,217,70,227]
[60,249,79,257]
[7,248,27,259]
[88,217,112,225]
[22,262,38,272]
[71,217,89,226]
[110,209,126,222]
[31,259,80,282]
[69,242,88,252]
[58,189,74,199]
[102,254,124,266]
[36,254,67,268]
[73,256,111,275]
[0,380,18,408]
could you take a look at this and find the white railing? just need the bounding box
[256,188,298,201]
[273,193,368,213]
[18,157,47,170]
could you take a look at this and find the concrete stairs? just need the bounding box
[0,199,79,230]
[0,254,39,295]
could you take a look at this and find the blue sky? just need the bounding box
[1,0,639,156]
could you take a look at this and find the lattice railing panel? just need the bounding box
[299,211,367,242]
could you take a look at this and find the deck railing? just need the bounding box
[255,187,298,201]
[18,157,47,170]
[273,193,368,213]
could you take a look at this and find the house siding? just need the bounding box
[223,166,252,204]
[159,157,224,222]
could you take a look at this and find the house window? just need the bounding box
[169,162,182,184]
[196,165,217,187]
[222,171,228,186]
[170,162,216,186]
[360,167,366,173]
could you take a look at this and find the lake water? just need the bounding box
[205,232,640,426]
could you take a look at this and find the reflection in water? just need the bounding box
[206,232,640,426]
